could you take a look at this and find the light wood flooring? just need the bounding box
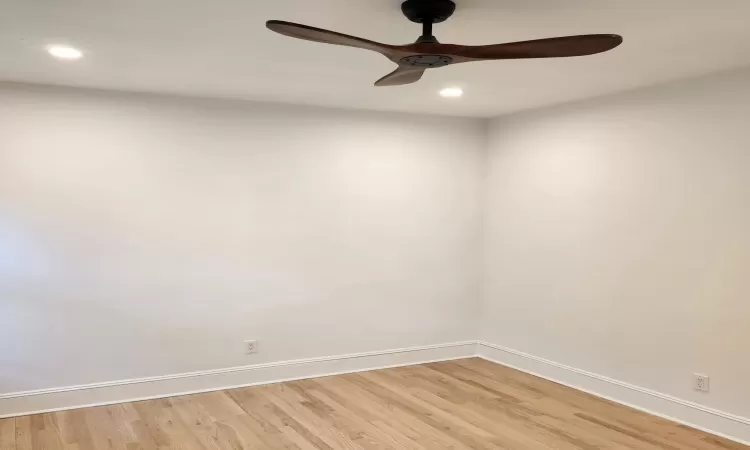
[0,358,745,450]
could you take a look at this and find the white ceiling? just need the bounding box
[2,0,750,117]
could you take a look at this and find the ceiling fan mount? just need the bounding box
[401,0,456,44]
[401,0,456,25]
[266,0,622,87]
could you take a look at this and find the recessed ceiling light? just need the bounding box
[439,87,463,98]
[47,45,83,60]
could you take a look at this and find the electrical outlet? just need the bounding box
[244,340,258,354]
[694,374,710,392]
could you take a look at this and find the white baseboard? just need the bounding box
[0,341,476,418]
[476,341,750,446]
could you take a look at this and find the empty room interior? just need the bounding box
[1,0,750,448]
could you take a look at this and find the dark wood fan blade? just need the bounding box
[266,20,393,54]
[437,34,623,60]
[374,67,426,86]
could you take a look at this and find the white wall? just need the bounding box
[481,68,750,419]
[0,83,485,394]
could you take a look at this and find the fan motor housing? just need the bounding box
[401,0,456,24]
[400,55,453,68]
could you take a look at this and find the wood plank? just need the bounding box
[365,368,557,449]
[261,384,365,450]
[130,398,203,450]
[171,391,269,450]
[288,380,412,450]
[393,364,607,449]
[55,409,95,450]
[14,415,64,450]
[13,417,31,450]
[0,419,14,450]
[227,387,318,450]
[312,376,453,450]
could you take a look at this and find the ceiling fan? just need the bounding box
[266,0,623,87]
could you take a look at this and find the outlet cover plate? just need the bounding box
[245,340,258,354]
[694,373,710,392]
